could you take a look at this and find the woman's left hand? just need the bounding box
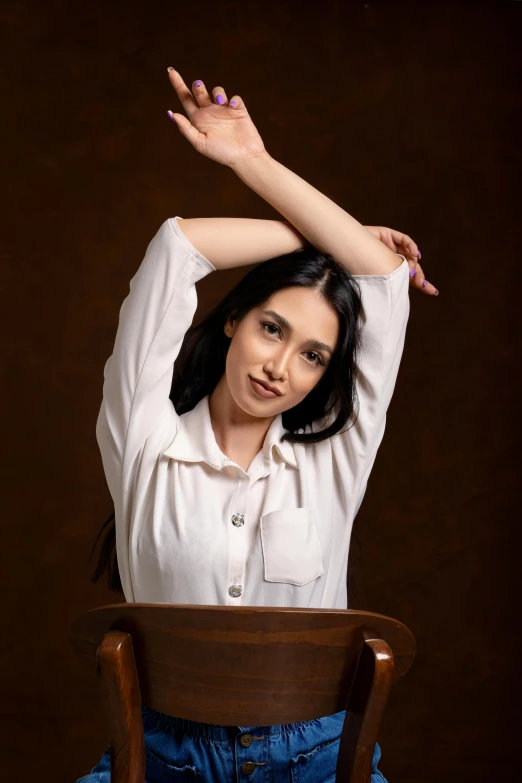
[364,225,438,296]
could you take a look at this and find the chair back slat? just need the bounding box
[71,603,415,726]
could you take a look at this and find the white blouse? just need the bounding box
[96,216,410,609]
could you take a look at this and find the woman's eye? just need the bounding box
[261,322,324,366]
[262,322,280,336]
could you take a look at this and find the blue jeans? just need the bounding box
[77,704,387,782]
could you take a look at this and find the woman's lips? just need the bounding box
[249,376,279,398]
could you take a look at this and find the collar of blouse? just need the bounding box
[162,394,298,470]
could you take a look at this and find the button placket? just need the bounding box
[227,476,249,603]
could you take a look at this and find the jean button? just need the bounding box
[240,733,253,747]
[231,513,245,526]
[241,761,256,774]
[229,585,242,598]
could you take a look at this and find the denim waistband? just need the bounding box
[140,704,347,743]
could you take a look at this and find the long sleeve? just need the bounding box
[95,216,216,503]
[329,255,411,516]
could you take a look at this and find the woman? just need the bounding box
[80,68,437,783]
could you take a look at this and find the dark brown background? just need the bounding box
[2,1,520,781]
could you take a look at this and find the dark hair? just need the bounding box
[90,245,364,594]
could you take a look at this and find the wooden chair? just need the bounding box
[70,603,415,783]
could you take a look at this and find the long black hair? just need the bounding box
[90,244,364,594]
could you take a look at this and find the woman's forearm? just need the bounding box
[231,152,402,276]
[177,216,308,271]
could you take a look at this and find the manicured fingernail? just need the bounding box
[167,67,175,72]
[433,288,439,296]
[230,100,237,106]
[410,267,415,278]
[194,80,203,86]
[216,94,225,104]
[167,110,177,123]
[422,279,427,288]
[418,250,422,259]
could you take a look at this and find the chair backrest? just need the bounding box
[71,603,415,783]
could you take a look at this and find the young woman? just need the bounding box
[80,68,437,783]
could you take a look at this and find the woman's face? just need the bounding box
[223,286,340,417]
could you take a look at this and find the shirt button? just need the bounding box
[241,761,256,774]
[231,513,245,527]
[239,733,253,748]
[229,585,242,598]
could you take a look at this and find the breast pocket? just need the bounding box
[260,507,324,586]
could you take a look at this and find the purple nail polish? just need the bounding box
[194,80,203,86]
[409,267,415,278]
[216,94,225,105]
[167,111,177,123]
[422,279,427,288]
[418,250,422,259]
[230,100,237,106]
[434,289,439,296]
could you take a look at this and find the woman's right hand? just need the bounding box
[166,68,267,168]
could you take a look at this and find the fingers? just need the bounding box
[191,78,229,106]
[389,229,418,264]
[194,81,237,107]
[191,79,214,105]
[167,69,229,110]
[167,68,245,113]
[399,233,419,262]
[390,228,439,296]
[410,262,439,296]
[211,84,229,104]
[388,227,423,285]
[228,94,245,109]
[167,68,199,116]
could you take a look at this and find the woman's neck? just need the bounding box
[208,375,275,471]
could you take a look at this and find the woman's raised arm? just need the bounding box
[178,217,307,270]
[95,217,215,504]
[167,67,436,292]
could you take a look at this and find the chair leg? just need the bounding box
[96,630,145,783]
[336,627,394,783]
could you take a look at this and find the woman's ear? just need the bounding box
[224,315,236,339]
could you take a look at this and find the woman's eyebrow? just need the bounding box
[261,309,334,356]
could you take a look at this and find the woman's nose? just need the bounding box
[265,350,291,379]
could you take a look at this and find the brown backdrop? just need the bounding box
[2,1,520,781]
